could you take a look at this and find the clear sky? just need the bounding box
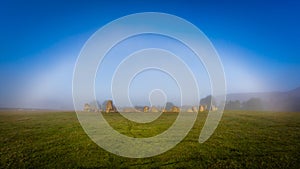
[1,0,299,109]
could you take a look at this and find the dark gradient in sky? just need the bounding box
[0,0,299,109]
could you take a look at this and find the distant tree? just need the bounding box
[165,102,175,110]
[200,95,217,108]
[225,100,241,110]
[242,98,264,110]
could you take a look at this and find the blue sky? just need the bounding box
[0,0,299,109]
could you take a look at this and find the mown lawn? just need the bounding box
[0,110,299,168]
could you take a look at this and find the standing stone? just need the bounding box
[150,106,159,112]
[123,107,136,112]
[211,105,218,111]
[192,106,198,113]
[199,105,205,112]
[170,106,180,113]
[84,103,91,112]
[90,105,98,112]
[143,106,149,112]
[106,100,116,113]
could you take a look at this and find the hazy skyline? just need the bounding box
[1,1,299,109]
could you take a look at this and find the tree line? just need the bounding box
[225,98,264,110]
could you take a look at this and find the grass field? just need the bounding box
[1,110,300,169]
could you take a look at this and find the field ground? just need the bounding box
[0,110,300,168]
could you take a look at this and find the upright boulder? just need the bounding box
[143,106,149,112]
[211,105,218,111]
[192,106,198,113]
[150,106,159,112]
[122,107,137,112]
[84,103,91,112]
[170,106,180,113]
[199,105,205,112]
[106,100,116,113]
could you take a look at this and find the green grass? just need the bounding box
[1,110,300,168]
